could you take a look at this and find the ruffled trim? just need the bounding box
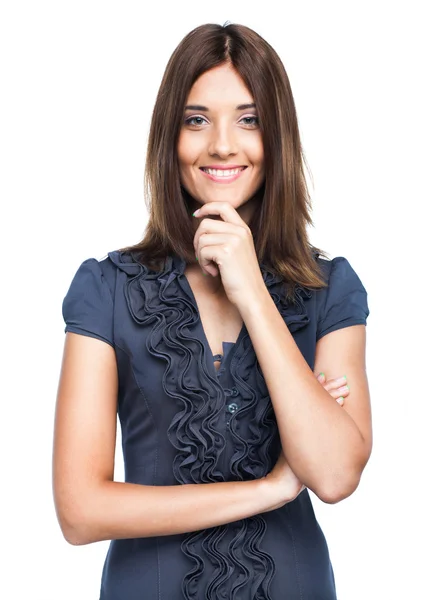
[180,516,276,599]
[107,249,315,599]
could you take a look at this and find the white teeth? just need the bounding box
[202,168,244,177]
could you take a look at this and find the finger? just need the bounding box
[324,375,348,391]
[193,219,237,257]
[196,232,237,264]
[315,373,347,405]
[198,243,230,277]
[315,372,326,383]
[327,385,350,400]
[197,234,241,276]
[193,201,249,228]
[195,231,218,274]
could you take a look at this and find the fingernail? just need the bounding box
[193,209,200,216]
[195,256,198,261]
[336,397,344,404]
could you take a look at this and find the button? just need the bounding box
[227,402,239,414]
[212,354,222,361]
[224,387,239,397]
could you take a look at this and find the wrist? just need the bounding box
[235,286,271,320]
[257,474,288,510]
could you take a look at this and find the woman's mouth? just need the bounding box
[199,166,247,183]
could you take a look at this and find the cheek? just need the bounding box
[246,138,264,167]
[177,131,203,167]
[256,141,264,166]
[177,135,189,167]
[177,141,193,186]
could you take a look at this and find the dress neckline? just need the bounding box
[178,270,246,378]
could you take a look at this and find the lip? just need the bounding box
[200,164,247,170]
[200,165,247,184]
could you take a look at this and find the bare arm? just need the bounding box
[238,290,372,504]
[52,333,292,546]
[69,478,281,546]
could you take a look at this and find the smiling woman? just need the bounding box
[54,21,371,600]
[178,66,265,209]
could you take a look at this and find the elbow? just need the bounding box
[318,479,360,504]
[315,469,363,505]
[54,477,112,545]
[62,519,95,546]
[58,510,95,546]
[317,444,372,504]
[54,495,97,546]
[62,524,89,546]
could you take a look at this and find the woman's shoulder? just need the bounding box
[313,254,370,339]
[315,254,367,292]
[63,250,140,306]
[91,249,152,286]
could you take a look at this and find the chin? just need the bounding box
[202,191,252,203]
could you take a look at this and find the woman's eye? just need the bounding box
[241,116,259,127]
[185,116,207,126]
[184,115,259,127]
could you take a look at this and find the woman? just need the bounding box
[53,22,372,599]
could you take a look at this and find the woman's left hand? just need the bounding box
[192,202,266,307]
[315,372,350,406]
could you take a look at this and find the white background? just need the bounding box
[1,1,437,598]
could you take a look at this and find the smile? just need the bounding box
[200,166,247,183]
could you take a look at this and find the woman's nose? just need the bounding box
[208,125,238,157]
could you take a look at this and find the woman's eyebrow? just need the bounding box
[184,103,256,111]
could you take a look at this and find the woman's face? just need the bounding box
[177,63,265,219]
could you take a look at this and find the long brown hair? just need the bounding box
[119,22,329,298]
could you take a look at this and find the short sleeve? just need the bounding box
[316,256,369,341]
[62,258,114,347]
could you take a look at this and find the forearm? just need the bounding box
[239,289,367,502]
[64,477,282,545]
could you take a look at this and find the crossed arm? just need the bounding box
[239,288,372,504]
[53,306,371,546]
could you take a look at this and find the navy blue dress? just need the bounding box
[62,249,369,600]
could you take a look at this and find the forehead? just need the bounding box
[187,64,254,107]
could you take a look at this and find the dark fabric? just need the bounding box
[62,249,369,599]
